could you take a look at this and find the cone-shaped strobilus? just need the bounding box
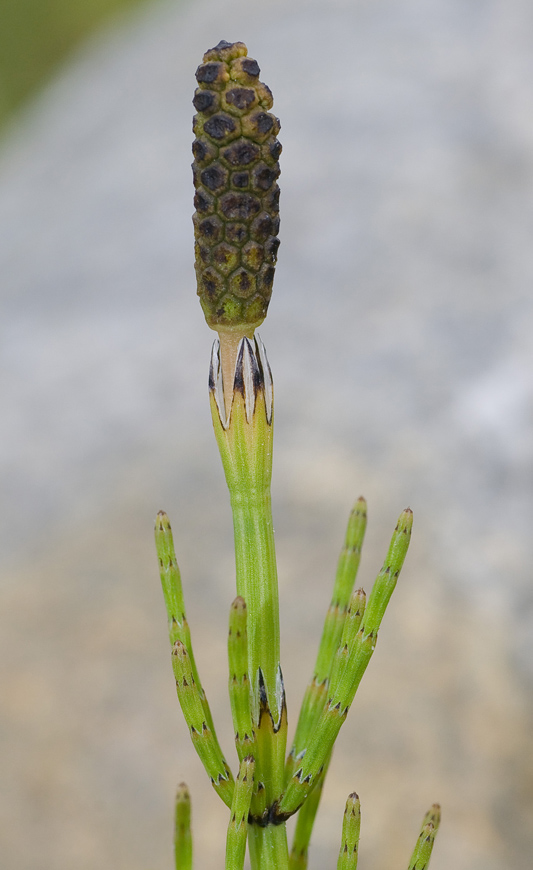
[154,39,440,870]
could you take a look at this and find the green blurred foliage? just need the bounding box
[0,0,153,132]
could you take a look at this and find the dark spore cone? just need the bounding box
[193,41,281,334]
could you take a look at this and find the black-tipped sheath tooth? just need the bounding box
[233,339,246,394]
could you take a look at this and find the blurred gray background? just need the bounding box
[1,0,533,868]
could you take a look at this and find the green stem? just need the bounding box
[337,793,361,870]
[287,501,366,783]
[230,489,280,716]
[174,783,193,870]
[210,338,286,812]
[225,757,255,870]
[407,805,441,870]
[248,822,290,870]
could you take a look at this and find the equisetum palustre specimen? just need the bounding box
[155,39,440,870]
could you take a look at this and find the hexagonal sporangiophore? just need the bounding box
[244,292,269,327]
[231,171,250,189]
[200,164,229,194]
[264,235,280,263]
[202,113,241,143]
[241,110,280,144]
[261,138,282,166]
[193,187,215,216]
[222,86,258,117]
[193,214,223,245]
[263,185,280,215]
[220,139,261,168]
[212,242,240,276]
[215,292,245,324]
[256,262,275,297]
[228,55,260,85]
[197,266,225,302]
[250,212,273,243]
[192,89,220,116]
[195,61,229,90]
[229,268,257,299]
[241,241,264,272]
[194,240,211,267]
[192,137,219,167]
[218,191,261,222]
[251,162,280,192]
[225,223,249,246]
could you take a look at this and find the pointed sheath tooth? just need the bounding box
[225,756,255,870]
[174,783,192,870]
[234,337,259,423]
[361,508,413,637]
[228,597,256,762]
[172,640,235,808]
[214,332,272,434]
[337,793,361,870]
[156,511,218,736]
[251,666,287,817]
[209,338,227,427]
[407,804,440,870]
[255,333,273,424]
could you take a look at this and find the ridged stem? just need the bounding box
[210,336,288,868]
[228,597,256,762]
[287,501,366,782]
[248,823,290,870]
[407,805,441,870]
[225,757,255,870]
[337,793,361,870]
[278,509,413,818]
[174,783,193,870]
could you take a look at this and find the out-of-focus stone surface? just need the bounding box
[1,1,533,868]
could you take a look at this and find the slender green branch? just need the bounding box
[225,756,255,870]
[362,508,413,636]
[171,640,234,807]
[288,755,330,870]
[277,509,413,818]
[287,587,365,868]
[174,783,193,870]
[407,804,441,870]
[328,588,366,701]
[155,511,215,731]
[337,793,361,870]
[316,498,368,679]
[228,597,256,762]
[287,501,367,782]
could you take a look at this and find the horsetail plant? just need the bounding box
[155,40,440,870]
